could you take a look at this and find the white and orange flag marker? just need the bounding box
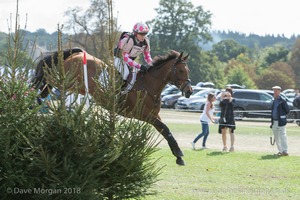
[83,51,90,107]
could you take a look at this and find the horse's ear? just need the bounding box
[178,52,183,60]
[183,53,189,61]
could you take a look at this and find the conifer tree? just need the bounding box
[0,2,43,199]
[1,1,161,199]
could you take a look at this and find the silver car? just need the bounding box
[176,89,218,110]
[161,86,208,109]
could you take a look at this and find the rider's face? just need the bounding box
[136,33,146,42]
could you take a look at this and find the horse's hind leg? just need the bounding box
[152,118,185,166]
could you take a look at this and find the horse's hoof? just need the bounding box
[176,157,185,166]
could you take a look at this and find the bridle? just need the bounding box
[137,54,192,104]
[140,55,192,98]
[168,59,191,92]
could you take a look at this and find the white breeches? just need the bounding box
[114,57,131,80]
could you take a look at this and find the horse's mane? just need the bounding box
[151,50,180,68]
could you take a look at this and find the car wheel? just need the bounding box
[296,120,300,126]
[234,107,244,120]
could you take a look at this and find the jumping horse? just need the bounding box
[32,48,193,165]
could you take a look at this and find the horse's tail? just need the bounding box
[31,48,84,98]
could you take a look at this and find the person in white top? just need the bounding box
[191,93,216,149]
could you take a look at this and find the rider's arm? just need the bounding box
[143,38,152,65]
[143,51,152,65]
[122,52,141,69]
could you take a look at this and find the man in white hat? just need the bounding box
[270,86,290,156]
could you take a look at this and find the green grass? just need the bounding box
[142,111,300,199]
[145,148,300,200]
[166,122,300,137]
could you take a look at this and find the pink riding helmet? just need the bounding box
[133,22,149,34]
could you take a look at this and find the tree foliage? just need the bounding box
[226,66,256,89]
[1,2,161,199]
[270,62,295,81]
[148,0,213,84]
[226,54,258,81]
[255,69,295,90]
[212,39,249,63]
[255,61,296,90]
[149,0,212,54]
[264,46,289,65]
[64,0,116,59]
[288,38,300,88]
[191,51,225,87]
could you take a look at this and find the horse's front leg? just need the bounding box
[150,117,185,166]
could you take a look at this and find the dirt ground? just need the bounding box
[157,109,300,156]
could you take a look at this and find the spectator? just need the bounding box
[218,87,236,152]
[270,86,290,156]
[191,93,216,150]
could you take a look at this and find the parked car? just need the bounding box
[282,89,296,101]
[176,88,219,110]
[196,82,215,88]
[161,86,207,109]
[226,84,246,89]
[214,89,283,119]
[161,85,180,98]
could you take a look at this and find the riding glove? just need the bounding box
[140,64,148,73]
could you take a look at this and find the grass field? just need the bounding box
[143,110,300,200]
[145,149,300,200]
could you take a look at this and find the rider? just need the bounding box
[114,22,153,81]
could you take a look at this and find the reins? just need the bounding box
[139,57,190,104]
[170,60,191,93]
[147,58,190,87]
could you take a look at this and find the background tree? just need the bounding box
[212,39,249,63]
[264,46,289,65]
[226,66,256,89]
[270,62,295,81]
[288,38,300,88]
[148,0,212,84]
[192,50,225,87]
[64,0,116,59]
[224,54,258,87]
[256,69,295,90]
[255,61,296,89]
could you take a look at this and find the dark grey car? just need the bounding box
[214,89,295,120]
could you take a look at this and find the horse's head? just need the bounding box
[170,52,193,98]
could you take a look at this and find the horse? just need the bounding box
[31,48,193,166]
